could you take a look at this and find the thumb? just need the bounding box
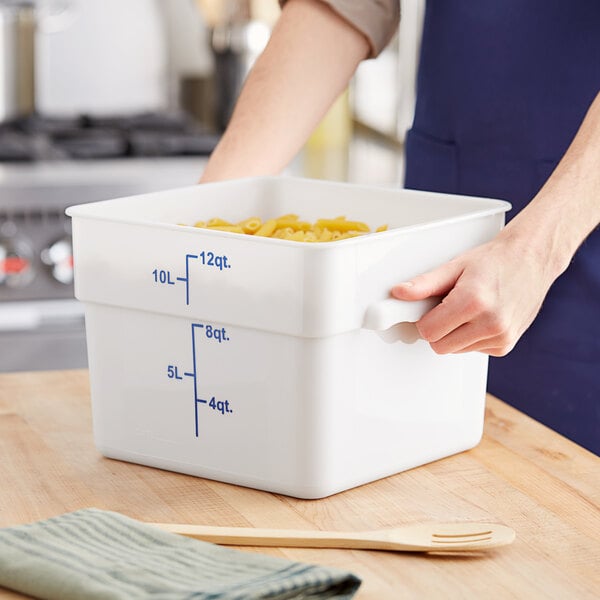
[391,260,464,300]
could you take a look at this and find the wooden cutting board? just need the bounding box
[0,369,598,599]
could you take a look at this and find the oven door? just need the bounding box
[0,299,87,372]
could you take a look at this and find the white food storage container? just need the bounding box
[67,176,510,499]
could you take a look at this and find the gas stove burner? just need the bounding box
[18,114,86,135]
[51,129,129,159]
[88,112,199,132]
[0,131,36,161]
[129,131,220,157]
[0,112,220,161]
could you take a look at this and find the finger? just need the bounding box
[428,320,517,356]
[457,346,510,357]
[416,284,483,343]
[391,260,464,301]
[427,321,495,354]
[455,337,516,356]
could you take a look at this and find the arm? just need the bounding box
[200,0,369,183]
[392,91,600,356]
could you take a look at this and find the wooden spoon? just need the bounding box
[150,521,516,553]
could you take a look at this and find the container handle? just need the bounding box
[363,297,441,331]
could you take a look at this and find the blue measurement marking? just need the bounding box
[194,398,207,438]
[191,323,203,401]
[191,323,207,437]
[176,254,198,306]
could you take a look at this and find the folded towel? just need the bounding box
[0,508,361,600]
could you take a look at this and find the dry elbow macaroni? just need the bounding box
[184,214,388,242]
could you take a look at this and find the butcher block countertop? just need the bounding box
[0,369,598,599]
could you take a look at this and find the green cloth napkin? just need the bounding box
[0,508,361,600]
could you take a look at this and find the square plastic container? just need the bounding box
[67,176,510,499]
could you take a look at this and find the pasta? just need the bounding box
[183,214,388,242]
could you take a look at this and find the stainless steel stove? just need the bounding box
[0,112,217,372]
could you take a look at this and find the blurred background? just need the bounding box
[0,0,424,372]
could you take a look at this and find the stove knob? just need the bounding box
[41,236,74,285]
[0,237,35,288]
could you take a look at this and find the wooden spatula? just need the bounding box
[150,521,515,552]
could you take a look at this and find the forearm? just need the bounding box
[501,91,600,281]
[200,0,369,182]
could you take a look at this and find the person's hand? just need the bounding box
[391,232,558,356]
[394,88,600,356]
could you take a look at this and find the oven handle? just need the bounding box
[0,300,85,332]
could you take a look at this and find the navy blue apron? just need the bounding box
[404,0,600,454]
